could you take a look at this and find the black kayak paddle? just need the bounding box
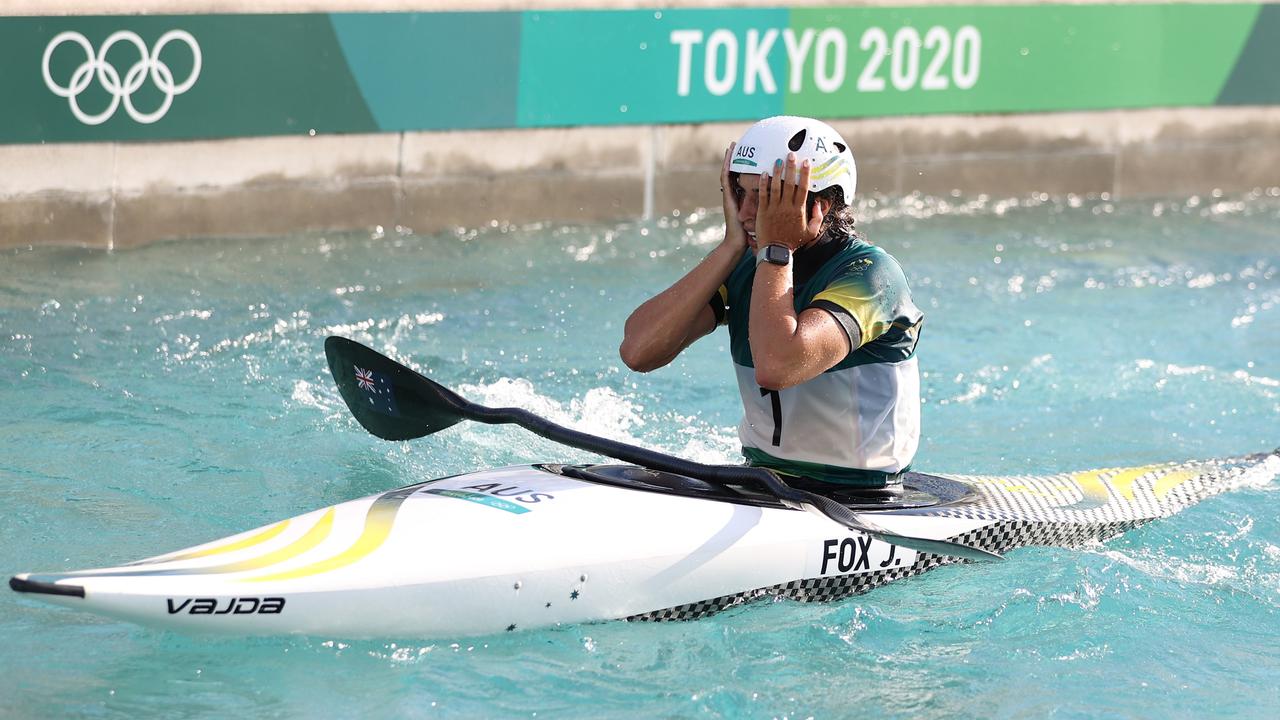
[324,336,1000,563]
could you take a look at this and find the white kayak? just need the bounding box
[12,452,1278,638]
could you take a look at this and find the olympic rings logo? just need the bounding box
[42,30,202,125]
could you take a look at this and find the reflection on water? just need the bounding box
[1,191,1278,719]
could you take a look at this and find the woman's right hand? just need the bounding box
[721,142,748,252]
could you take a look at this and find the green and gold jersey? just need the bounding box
[711,236,923,485]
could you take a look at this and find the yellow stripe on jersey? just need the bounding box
[812,263,894,347]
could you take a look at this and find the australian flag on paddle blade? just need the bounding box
[353,365,400,417]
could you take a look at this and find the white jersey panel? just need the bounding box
[735,356,920,474]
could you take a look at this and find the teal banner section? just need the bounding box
[517,9,788,127]
[1218,3,1280,104]
[0,5,1277,144]
[330,13,521,130]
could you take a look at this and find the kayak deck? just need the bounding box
[10,450,1278,637]
[548,463,979,511]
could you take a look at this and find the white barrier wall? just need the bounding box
[3,2,1278,248]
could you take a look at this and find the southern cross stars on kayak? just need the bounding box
[620,115,922,490]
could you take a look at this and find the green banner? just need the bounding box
[3,15,375,143]
[1,4,1276,144]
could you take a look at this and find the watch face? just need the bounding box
[765,245,790,265]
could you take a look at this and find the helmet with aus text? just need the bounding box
[730,116,857,205]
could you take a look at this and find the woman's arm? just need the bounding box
[619,144,749,372]
[749,154,852,389]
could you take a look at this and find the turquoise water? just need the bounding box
[3,191,1278,718]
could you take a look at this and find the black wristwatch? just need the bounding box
[758,244,791,266]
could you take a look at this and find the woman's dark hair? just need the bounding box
[809,186,857,241]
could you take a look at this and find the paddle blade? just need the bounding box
[877,532,1002,562]
[325,336,470,441]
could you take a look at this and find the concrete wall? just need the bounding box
[5,106,1278,250]
[3,2,1278,248]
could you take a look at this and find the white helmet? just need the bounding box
[730,116,857,205]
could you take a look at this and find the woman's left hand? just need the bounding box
[754,152,825,251]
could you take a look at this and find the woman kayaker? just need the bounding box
[620,116,923,489]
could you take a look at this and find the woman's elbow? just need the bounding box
[619,341,657,373]
[753,363,793,391]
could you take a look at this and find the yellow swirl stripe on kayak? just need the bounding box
[1151,469,1197,499]
[1069,469,1114,509]
[197,508,336,574]
[150,520,292,564]
[49,491,406,581]
[1067,463,1199,508]
[241,491,407,583]
[49,509,334,580]
[1101,465,1159,502]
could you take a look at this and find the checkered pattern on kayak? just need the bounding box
[924,456,1252,524]
[629,454,1274,623]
